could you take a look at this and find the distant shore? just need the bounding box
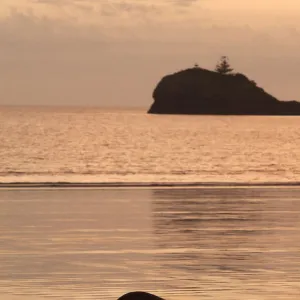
[149,66,300,115]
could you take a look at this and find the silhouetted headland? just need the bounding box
[148,66,300,115]
[118,291,165,300]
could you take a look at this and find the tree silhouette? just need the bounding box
[215,56,234,75]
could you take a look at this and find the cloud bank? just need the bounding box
[1,0,300,106]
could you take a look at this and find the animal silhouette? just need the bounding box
[118,291,165,300]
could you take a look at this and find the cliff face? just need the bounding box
[148,67,300,115]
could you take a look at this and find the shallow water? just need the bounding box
[0,187,300,300]
[1,106,300,184]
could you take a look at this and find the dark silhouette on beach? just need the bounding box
[148,57,300,115]
[118,291,165,300]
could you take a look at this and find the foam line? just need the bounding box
[1,181,300,188]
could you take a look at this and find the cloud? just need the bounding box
[1,0,300,106]
[1,0,203,25]
[169,0,199,6]
[0,0,208,45]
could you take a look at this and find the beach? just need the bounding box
[1,187,300,300]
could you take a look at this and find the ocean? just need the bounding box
[1,106,300,300]
[1,106,300,184]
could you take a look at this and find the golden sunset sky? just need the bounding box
[1,0,300,106]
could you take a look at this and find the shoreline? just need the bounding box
[1,181,300,189]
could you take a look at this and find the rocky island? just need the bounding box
[148,57,300,115]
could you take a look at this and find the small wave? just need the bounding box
[1,181,300,188]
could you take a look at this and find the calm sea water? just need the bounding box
[0,187,300,300]
[1,107,300,299]
[1,106,300,184]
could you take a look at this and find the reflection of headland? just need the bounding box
[150,188,300,276]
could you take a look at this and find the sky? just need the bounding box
[1,0,300,107]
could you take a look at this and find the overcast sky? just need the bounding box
[1,0,300,107]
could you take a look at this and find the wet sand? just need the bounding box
[1,187,300,300]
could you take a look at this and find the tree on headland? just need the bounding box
[215,56,234,75]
